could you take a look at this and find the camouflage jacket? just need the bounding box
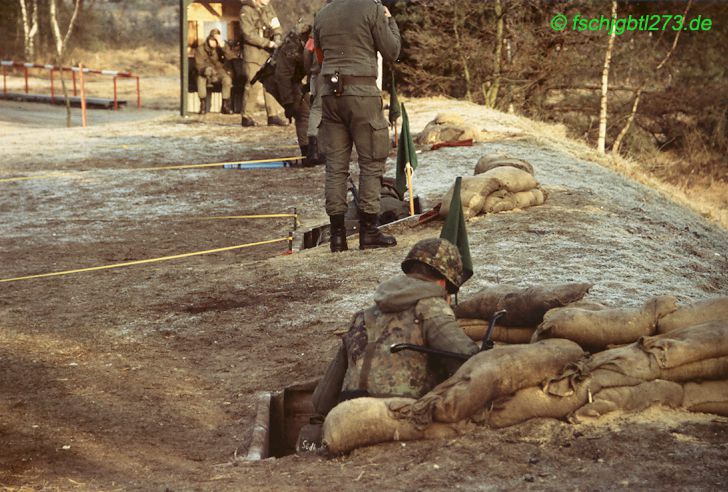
[314,0,400,97]
[239,0,283,65]
[341,274,478,399]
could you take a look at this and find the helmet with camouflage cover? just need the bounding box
[401,238,463,294]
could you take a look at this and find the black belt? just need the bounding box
[339,75,378,87]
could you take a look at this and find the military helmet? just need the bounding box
[401,238,464,294]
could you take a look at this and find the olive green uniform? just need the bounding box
[313,0,401,216]
[239,0,285,119]
[260,29,311,146]
[312,274,478,415]
[194,36,235,100]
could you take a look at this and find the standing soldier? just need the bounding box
[239,0,288,127]
[256,21,323,165]
[194,28,235,115]
[314,0,401,252]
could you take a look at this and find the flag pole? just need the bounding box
[405,162,415,216]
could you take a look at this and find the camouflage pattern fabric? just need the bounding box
[342,306,437,398]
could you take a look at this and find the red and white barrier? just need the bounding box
[1,60,141,110]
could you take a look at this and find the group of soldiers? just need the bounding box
[194,0,322,166]
[197,0,475,451]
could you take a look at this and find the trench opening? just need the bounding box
[247,379,318,460]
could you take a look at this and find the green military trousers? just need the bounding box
[197,70,232,99]
[243,60,284,118]
[320,95,390,216]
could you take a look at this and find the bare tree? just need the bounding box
[483,0,503,108]
[597,0,618,155]
[49,0,82,127]
[612,0,693,155]
[18,0,40,61]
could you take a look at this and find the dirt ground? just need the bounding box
[1,98,727,491]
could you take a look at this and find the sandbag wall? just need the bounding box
[321,287,728,453]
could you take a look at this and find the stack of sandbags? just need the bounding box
[394,339,585,428]
[453,282,593,327]
[486,320,728,427]
[415,113,481,146]
[439,165,545,218]
[532,296,679,352]
[657,296,728,334]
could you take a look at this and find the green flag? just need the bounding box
[388,70,401,124]
[440,176,473,284]
[395,103,418,197]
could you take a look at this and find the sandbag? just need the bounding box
[570,380,684,422]
[682,380,728,416]
[659,355,728,382]
[398,339,584,426]
[439,174,503,218]
[474,156,535,176]
[485,383,590,428]
[479,166,538,193]
[482,188,546,213]
[639,320,728,369]
[657,297,728,334]
[533,296,678,352]
[416,113,480,145]
[322,397,466,454]
[457,318,535,344]
[453,283,593,327]
[544,344,662,397]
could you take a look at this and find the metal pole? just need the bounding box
[24,66,29,94]
[72,69,77,96]
[79,64,87,128]
[113,76,118,110]
[292,207,297,231]
[136,76,141,109]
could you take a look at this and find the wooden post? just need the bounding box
[79,64,87,128]
[405,163,415,216]
[113,76,118,110]
[50,67,55,103]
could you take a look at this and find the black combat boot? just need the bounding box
[330,214,348,253]
[267,114,289,126]
[221,98,233,114]
[241,114,257,127]
[299,144,311,167]
[199,98,207,115]
[359,212,396,250]
[307,136,322,166]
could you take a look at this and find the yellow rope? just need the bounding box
[0,237,290,283]
[0,156,305,183]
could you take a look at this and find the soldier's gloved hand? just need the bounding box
[203,67,214,78]
[272,34,283,48]
[283,104,296,122]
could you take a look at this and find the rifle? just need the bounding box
[390,309,507,360]
[250,55,276,86]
